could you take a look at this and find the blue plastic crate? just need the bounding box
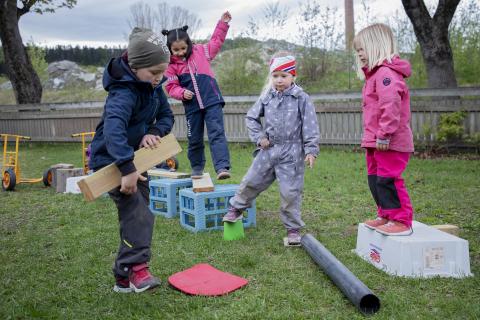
[179,184,256,232]
[149,178,192,218]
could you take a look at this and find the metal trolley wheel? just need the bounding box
[43,168,53,187]
[165,157,179,170]
[2,168,16,191]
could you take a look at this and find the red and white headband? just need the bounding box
[269,55,296,76]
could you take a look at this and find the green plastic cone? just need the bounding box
[223,220,245,240]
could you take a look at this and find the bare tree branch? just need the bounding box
[127,1,202,38]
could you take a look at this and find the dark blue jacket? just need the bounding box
[89,56,174,175]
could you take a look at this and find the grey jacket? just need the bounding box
[246,84,320,156]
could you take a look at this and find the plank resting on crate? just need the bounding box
[77,133,182,201]
[192,172,214,192]
[147,169,191,179]
[431,224,460,237]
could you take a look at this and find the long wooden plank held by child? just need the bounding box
[78,133,182,201]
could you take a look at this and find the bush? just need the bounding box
[27,44,49,82]
[437,111,467,142]
[214,47,267,95]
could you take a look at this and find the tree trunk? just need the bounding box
[402,0,460,88]
[420,27,457,88]
[0,0,42,104]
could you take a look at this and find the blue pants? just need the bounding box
[185,104,230,172]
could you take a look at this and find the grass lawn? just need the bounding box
[1,142,479,319]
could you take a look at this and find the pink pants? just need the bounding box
[366,148,413,227]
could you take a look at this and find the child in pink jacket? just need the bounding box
[353,23,414,236]
[162,11,232,180]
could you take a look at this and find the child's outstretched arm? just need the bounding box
[245,99,267,145]
[300,95,320,158]
[376,68,403,148]
[165,64,187,101]
[204,11,231,61]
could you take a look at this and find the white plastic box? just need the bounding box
[65,175,88,194]
[355,221,472,278]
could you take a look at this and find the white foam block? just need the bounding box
[355,221,472,278]
[65,175,88,194]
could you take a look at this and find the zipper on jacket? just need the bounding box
[187,60,204,109]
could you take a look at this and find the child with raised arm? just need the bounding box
[89,28,173,293]
[222,53,320,245]
[353,23,414,236]
[162,11,232,180]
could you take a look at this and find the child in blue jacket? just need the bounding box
[89,28,173,293]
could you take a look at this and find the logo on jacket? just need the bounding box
[383,77,391,86]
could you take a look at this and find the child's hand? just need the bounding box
[120,171,147,195]
[376,142,389,151]
[221,11,232,23]
[259,138,270,149]
[183,90,194,100]
[140,134,161,149]
[305,154,316,168]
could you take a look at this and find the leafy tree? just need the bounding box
[241,1,289,51]
[0,0,76,104]
[27,43,48,82]
[296,0,342,84]
[448,0,480,86]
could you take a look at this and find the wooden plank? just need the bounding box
[192,172,214,193]
[431,224,460,237]
[77,133,182,201]
[147,169,191,179]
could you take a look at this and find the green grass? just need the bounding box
[1,142,479,319]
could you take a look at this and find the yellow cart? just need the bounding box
[71,132,96,174]
[1,134,47,191]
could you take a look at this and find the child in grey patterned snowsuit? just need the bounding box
[222,54,320,244]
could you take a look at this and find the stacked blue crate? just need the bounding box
[149,178,192,218]
[179,184,256,232]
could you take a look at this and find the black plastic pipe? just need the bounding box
[301,233,380,315]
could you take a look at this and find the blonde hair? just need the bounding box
[353,23,398,79]
[260,51,296,97]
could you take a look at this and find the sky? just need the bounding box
[18,0,438,48]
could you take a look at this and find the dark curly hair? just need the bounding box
[161,26,193,60]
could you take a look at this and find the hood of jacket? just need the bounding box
[102,56,167,91]
[261,83,303,104]
[363,56,411,79]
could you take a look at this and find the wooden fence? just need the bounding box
[0,87,479,144]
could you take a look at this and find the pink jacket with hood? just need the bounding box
[165,21,228,115]
[361,56,414,153]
